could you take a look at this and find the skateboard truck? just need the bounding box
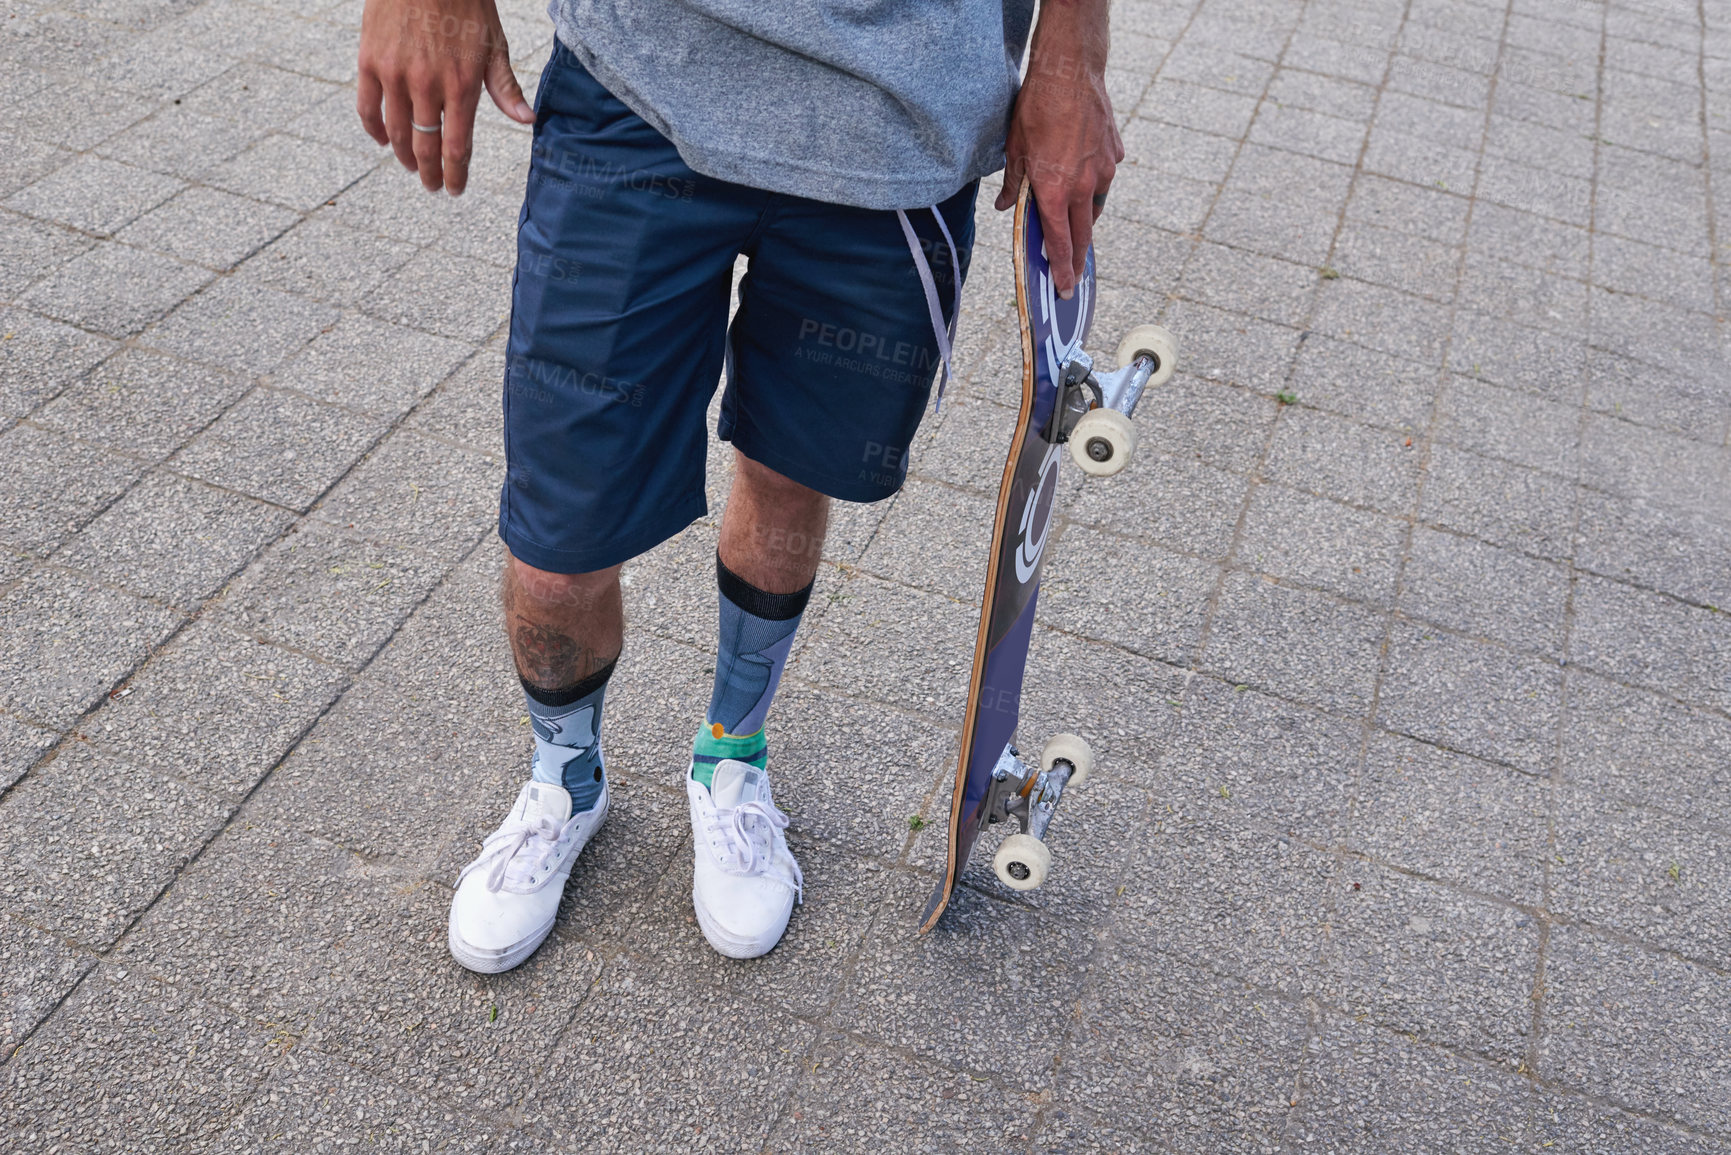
[978,733,1093,891]
[1045,324,1178,478]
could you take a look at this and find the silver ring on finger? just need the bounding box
[411,119,441,133]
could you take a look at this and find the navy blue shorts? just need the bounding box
[500,42,977,575]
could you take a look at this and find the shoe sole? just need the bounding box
[692,891,791,960]
[447,911,556,974]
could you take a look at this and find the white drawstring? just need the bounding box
[895,206,962,413]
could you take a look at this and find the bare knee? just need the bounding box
[503,552,621,617]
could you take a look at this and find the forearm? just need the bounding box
[1024,0,1112,85]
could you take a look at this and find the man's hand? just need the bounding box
[995,0,1123,299]
[357,0,535,195]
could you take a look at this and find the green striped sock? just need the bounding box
[690,722,768,790]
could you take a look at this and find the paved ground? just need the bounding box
[2,0,1730,1146]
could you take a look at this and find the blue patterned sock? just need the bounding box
[697,554,810,787]
[524,660,614,812]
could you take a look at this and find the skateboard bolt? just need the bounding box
[1007,861,1031,881]
[1085,437,1113,462]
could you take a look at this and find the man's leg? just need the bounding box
[504,553,623,814]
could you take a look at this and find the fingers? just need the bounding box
[357,67,388,146]
[410,87,446,191]
[443,80,481,196]
[382,77,419,174]
[995,153,1026,212]
[1037,186,1076,299]
[485,46,535,123]
[1067,192,1093,285]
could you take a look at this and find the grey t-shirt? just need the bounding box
[548,0,1037,210]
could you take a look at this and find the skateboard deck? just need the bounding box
[919,181,1174,931]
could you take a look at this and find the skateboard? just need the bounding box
[918,180,1177,931]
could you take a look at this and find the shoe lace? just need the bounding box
[459,813,580,894]
[705,797,804,904]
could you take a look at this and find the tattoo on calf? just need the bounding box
[513,621,587,689]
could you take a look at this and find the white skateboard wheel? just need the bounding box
[1069,408,1136,477]
[993,833,1051,890]
[1040,732,1093,788]
[1115,323,1178,388]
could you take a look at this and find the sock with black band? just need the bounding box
[694,553,811,788]
[524,659,615,813]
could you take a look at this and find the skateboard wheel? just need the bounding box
[993,833,1051,891]
[1115,324,1178,389]
[1069,408,1136,477]
[1040,732,1093,788]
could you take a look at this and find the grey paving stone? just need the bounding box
[1263,404,1423,515]
[1286,334,1439,432]
[908,393,1024,491]
[829,871,1093,1089]
[1492,80,1598,136]
[93,104,265,181]
[625,834,898,1019]
[1562,669,1731,828]
[236,213,420,307]
[0,742,227,947]
[1326,861,1539,1061]
[857,477,997,602]
[33,346,249,460]
[1363,126,1480,195]
[1032,1109,1170,1154]
[1467,201,1592,283]
[1182,242,1318,328]
[1593,233,1718,315]
[0,566,182,730]
[1418,443,1577,559]
[363,246,513,344]
[310,430,500,561]
[771,1033,1042,1154]
[1238,482,1407,606]
[1447,308,1588,405]
[0,210,96,300]
[794,571,982,716]
[0,134,74,201]
[1118,815,1334,992]
[1143,300,1299,397]
[3,155,183,238]
[91,614,346,799]
[1060,944,1307,1151]
[1552,788,1730,968]
[1267,68,1377,122]
[1065,447,1247,561]
[0,914,95,1063]
[1120,119,1239,185]
[406,347,503,457]
[1398,525,1571,658]
[115,186,299,271]
[1377,89,1486,152]
[20,240,215,337]
[170,385,389,511]
[517,954,816,1151]
[1570,574,1731,713]
[1353,729,1549,903]
[1330,221,1460,303]
[741,656,951,851]
[1528,1090,1731,1154]
[1584,348,1731,443]
[0,422,144,556]
[1041,524,1218,662]
[143,278,338,376]
[54,470,293,609]
[273,312,473,417]
[1109,163,1220,234]
[215,1047,500,1153]
[206,131,378,212]
[96,23,233,102]
[0,967,275,1151]
[1457,257,1589,339]
[1400,23,1499,74]
[1576,488,1731,612]
[1290,1015,1535,1152]
[1310,277,1451,366]
[1142,77,1262,138]
[1205,571,1388,716]
[0,308,116,420]
[1539,925,1731,1132]
[1589,289,1724,384]
[209,519,450,669]
[180,59,341,131]
[1345,174,1471,245]
[1248,101,1367,166]
[1159,676,1360,841]
[0,712,56,792]
[1205,188,1341,266]
[1377,619,1564,774]
[1285,30,1394,81]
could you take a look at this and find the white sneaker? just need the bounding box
[686,758,803,959]
[448,777,608,973]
